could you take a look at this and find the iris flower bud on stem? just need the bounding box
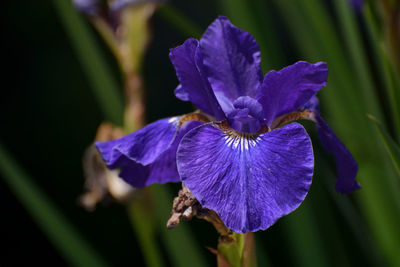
[168,184,257,267]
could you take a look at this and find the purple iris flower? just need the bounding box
[95,16,359,233]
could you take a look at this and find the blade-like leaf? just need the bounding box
[128,196,163,267]
[367,114,400,176]
[333,0,383,121]
[220,0,284,70]
[53,0,124,125]
[157,4,202,39]
[282,202,329,267]
[0,143,109,267]
[364,6,400,140]
[274,1,400,265]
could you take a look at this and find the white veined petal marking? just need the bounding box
[168,116,180,125]
[223,132,263,151]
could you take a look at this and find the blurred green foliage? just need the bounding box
[1,0,399,266]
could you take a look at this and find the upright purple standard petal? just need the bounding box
[170,39,225,120]
[177,122,314,233]
[258,61,328,126]
[95,117,202,187]
[199,16,262,101]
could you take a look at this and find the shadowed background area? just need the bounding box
[1,0,400,266]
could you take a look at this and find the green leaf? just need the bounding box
[282,202,330,267]
[367,114,400,176]
[332,0,383,121]
[53,0,124,125]
[0,143,109,267]
[317,154,384,266]
[273,1,400,265]
[157,4,202,39]
[127,195,163,267]
[381,46,400,142]
[219,0,285,70]
[364,5,400,141]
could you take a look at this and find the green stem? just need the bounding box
[127,195,163,267]
[217,232,257,267]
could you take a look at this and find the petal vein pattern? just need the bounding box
[96,117,180,167]
[95,117,203,187]
[169,38,225,120]
[258,61,328,126]
[177,122,314,232]
[199,16,263,101]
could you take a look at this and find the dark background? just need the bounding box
[1,0,395,266]
[1,1,219,265]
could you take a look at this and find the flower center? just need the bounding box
[227,96,265,133]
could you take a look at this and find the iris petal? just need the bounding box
[177,122,314,233]
[174,85,189,101]
[258,61,328,126]
[304,96,360,193]
[169,38,225,120]
[303,95,320,113]
[316,116,360,193]
[199,16,263,101]
[95,117,202,187]
[96,117,179,166]
[227,96,265,133]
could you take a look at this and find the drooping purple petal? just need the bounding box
[95,117,202,187]
[303,97,360,193]
[116,120,203,187]
[177,122,314,233]
[258,61,328,126]
[316,115,360,193]
[199,16,263,101]
[170,38,225,120]
[227,96,265,133]
[96,117,179,167]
